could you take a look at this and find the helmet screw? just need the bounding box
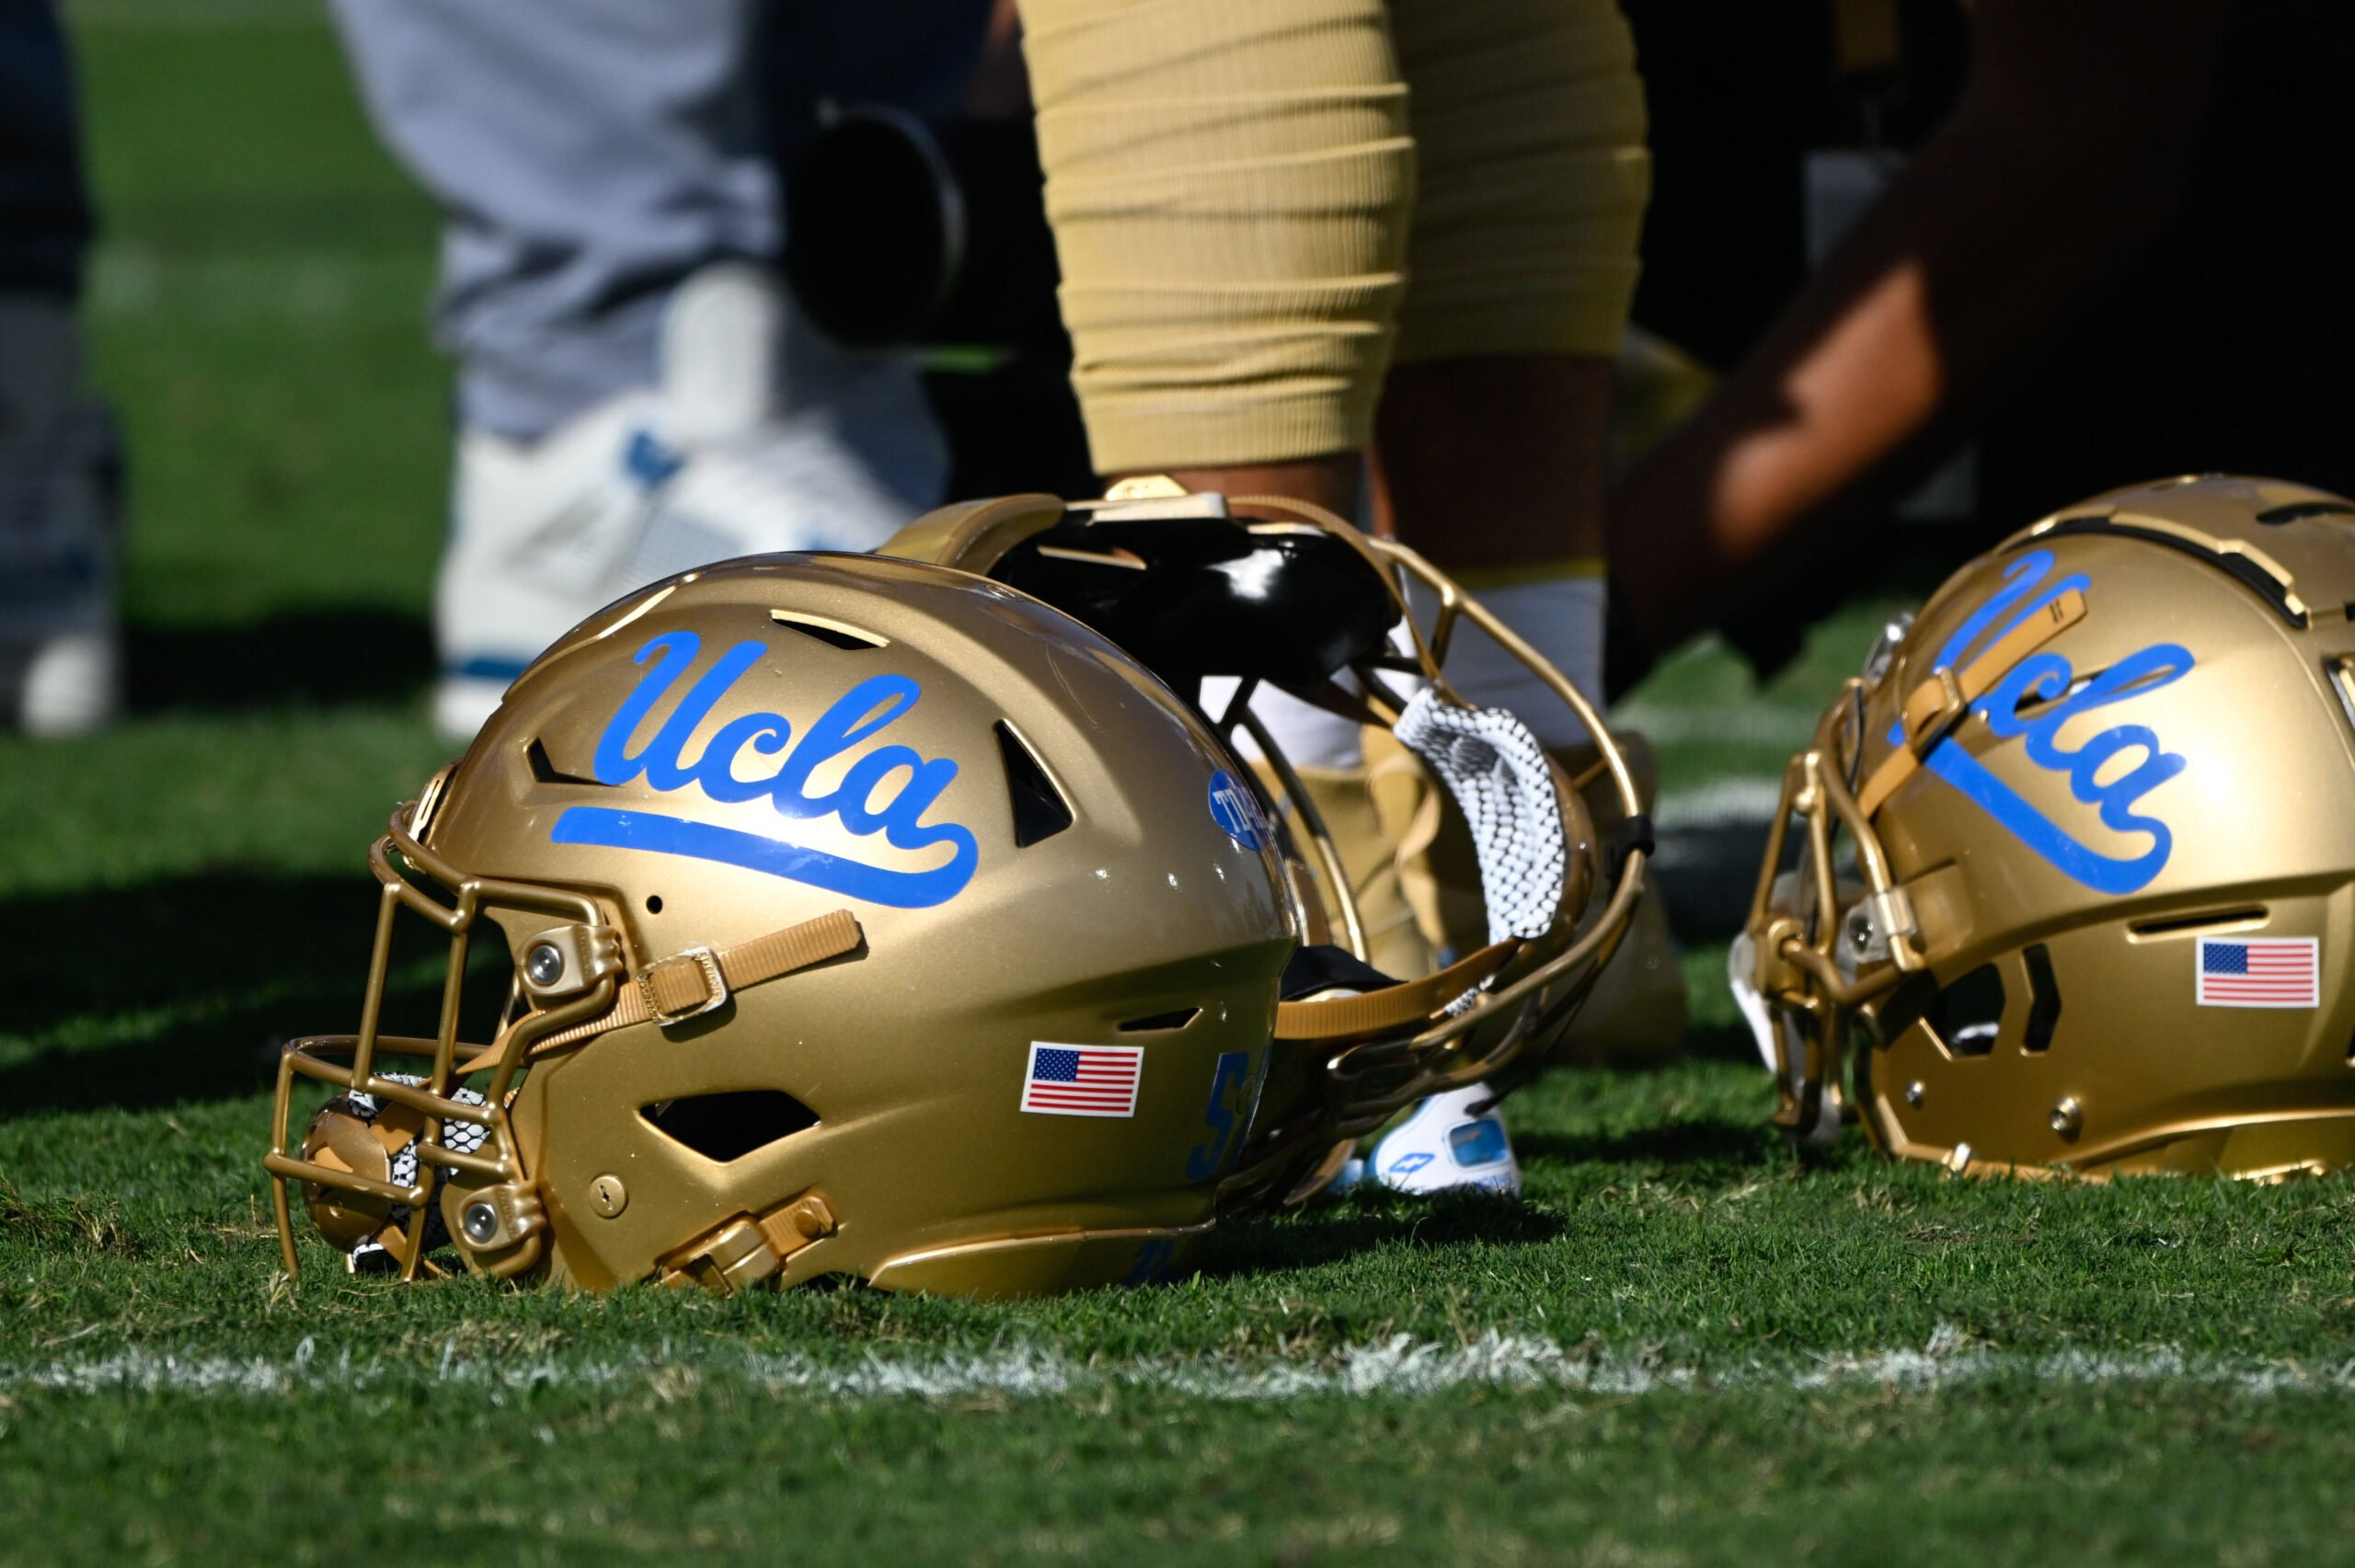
[2050,1097,2084,1139]
[1845,910,1874,951]
[462,1202,500,1244]
[1904,1081,1925,1108]
[525,944,565,987]
[590,1174,629,1219]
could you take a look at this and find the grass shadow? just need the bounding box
[125,605,432,713]
[1653,820,1773,943]
[1514,1116,1783,1176]
[1200,1188,1568,1281]
[1682,1022,1770,1066]
[0,867,432,1116]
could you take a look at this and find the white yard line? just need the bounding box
[6,1328,2353,1404]
[1651,777,1787,831]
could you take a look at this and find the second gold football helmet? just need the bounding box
[1739,475,2355,1179]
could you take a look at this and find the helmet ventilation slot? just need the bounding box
[2007,662,2177,723]
[639,1091,820,1162]
[994,720,1074,847]
[1119,1007,1201,1033]
[1924,965,2005,1058]
[769,609,888,650]
[2021,944,2062,1053]
[2328,658,2355,740]
[2127,906,2267,941]
[526,738,603,786]
[2029,515,2305,627]
[2257,501,2355,525]
[2006,674,2094,723]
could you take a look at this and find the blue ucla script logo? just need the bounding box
[1901,549,2191,894]
[1207,769,1267,848]
[548,630,980,908]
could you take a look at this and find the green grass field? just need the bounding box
[8,6,2355,1564]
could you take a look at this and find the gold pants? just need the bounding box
[1020,0,1651,473]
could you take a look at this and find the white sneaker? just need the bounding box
[1370,1086,1522,1196]
[0,298,121,738]
[433,264,948,740]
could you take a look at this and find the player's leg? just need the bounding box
[1020,0,1408,786]
[327,0,966,738]
[1019,0,1407,524]
[0,0,121,736]
[1374,0,1646,745]
[1361,0,1683,1091]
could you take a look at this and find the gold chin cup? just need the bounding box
[263,796,867,1282]
[1743,683,1924,1143]
[261,797,617,1282]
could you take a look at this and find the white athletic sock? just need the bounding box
[1198,676,1366,771]
[1419,574,1604,750]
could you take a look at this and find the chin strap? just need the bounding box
[1275,939,1522,1042]
[508,909,865,1061]
[1855,588,2085,818]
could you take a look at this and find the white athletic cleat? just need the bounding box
[0,298,121,738]
[1370,1086,1522,1196]
[433,264,948,741]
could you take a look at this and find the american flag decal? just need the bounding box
[1020,1043,1144,1117]
[2196,937,2319,1008]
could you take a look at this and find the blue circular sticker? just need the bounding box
[1207,770,1268,849]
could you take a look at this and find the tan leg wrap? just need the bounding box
[1021,0,1648,470]
[1020,0,1414,473]
[1389,0,1651,361]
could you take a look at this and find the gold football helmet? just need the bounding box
[265,484,1647,1295]
[1740,475,2355,1179]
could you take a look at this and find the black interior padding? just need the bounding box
[1923,963,2005,1058]
[993,515,1398,691]
[1281,944,1403,1001]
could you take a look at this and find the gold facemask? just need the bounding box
[266,484,1648,1295]
[1740,475,2355,1179]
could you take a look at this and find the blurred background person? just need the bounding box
[327,0,994,738]
[1605,0,2355,687]
[0,0,121,737]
